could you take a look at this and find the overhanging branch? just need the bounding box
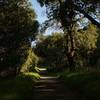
[75,5,100,28]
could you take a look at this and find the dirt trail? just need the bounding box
[29,70,87,100]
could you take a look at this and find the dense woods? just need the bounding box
[0,0,39,75]
[0,0,99,74]
[34,0,100,71]
[0,0,100,100]
[33,25,100,71]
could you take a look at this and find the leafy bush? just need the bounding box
[0,72,40,100]
[20,48,39,73]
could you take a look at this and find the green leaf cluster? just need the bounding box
[0,0,39,71]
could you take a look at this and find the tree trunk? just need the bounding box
[67,52,75,71]
[59,0,75,71]
[64,29,75,71]
[67,28,75,71]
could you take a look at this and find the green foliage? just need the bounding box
[35,33,67,70]
[0,0,39,71]
[37,0,100,29]
[23,72,40,79]
[37,0,100,71]
[75,25,98,50]
[90,28,100,67]
[61,71,100,100]
[34,24,100,70]
[20,48,39,73]
[0,72,40,100]
[74,24,98,68]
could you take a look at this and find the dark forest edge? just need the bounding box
[60,71,100,100]
[0,72,40,100]
[0,0,100,76]
[0,0,100,99]
[37,0,100,71]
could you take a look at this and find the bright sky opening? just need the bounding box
[30,0,48,24]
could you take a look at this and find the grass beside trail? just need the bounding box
[61,71,100,100]
[0,72,40,100]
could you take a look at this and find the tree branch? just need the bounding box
[75,5,100,28]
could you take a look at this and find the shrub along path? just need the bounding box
[29,70,87,100]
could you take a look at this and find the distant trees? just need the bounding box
[89,27,100,68]
[74,24,98,68]
[34,33,67,69]
[34,24,99,71]
[37,0,100,71]
[0,0,39,73]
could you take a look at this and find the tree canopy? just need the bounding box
[34,33,66,69]
[0,0,39,71]
[37,0,100,27]
[37,0,100,70]
[34,24,99,71]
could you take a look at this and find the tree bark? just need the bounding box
[67,29,75,71]
[58,0,75,71]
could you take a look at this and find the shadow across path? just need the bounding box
[30,70,87,100]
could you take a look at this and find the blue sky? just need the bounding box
[30,0,47,24]
[30,0,63,35]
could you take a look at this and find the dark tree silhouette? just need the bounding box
[37,0,100,71]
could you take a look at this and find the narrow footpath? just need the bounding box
[31,70,87,100]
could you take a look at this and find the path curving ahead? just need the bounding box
[30,70,87,100]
